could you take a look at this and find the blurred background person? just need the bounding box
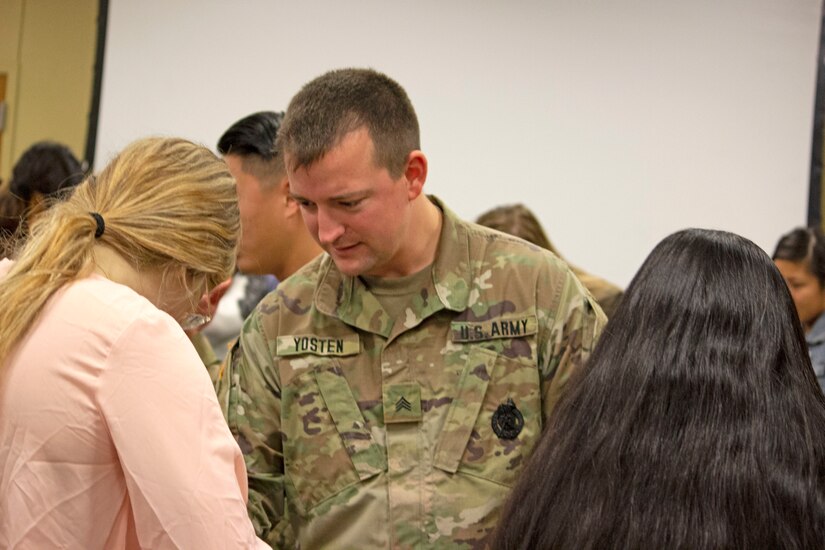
[0,141,85,253]
[493,228,825,549]
[0,189,24,245]
[0,137,266,548]
[773,226,825,392]
[476,203,623,318]
[218,111,322,279]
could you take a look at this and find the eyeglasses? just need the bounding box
[179,313,212,331]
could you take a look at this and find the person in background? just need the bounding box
[197,111,322,366]
[217,110,322,279]
[493,228,825,549]
[476,203,624,318]
[0,188,24,244]
[0,137,266,548]
[0,141,85,252]
[773,226,825,392]
[217,68,605,548]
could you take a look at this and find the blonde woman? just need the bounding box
[0,138,266,548]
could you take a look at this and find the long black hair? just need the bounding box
[492,228,825,549]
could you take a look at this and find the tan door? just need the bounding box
[0,73,6,177]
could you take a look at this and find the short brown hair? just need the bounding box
[278,68,420,178]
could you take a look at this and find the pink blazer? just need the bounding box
[0,260,266,549]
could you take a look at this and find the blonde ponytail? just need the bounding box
[0,137,239,367]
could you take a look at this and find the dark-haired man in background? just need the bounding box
[217,111,322,280]
[196,112,322,371]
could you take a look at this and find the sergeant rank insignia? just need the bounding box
[492,398,524,440]
[383,383,422,423]
[396,396,412,412]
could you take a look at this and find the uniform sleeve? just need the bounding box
[189,331,222,382]
[97,308,268,550]
[538,264,607,420]
[217,303,292,547]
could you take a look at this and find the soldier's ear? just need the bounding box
[281,177,300,217]
[404,151,427,201]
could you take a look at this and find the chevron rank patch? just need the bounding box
[383,383,422,423]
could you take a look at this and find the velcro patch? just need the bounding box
[450,315,537,342]
[276,334,360,356]
[383,383,422,423]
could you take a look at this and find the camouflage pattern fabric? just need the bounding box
[572,270,624,319]
[190,332,221,383]
[215,197,606,549]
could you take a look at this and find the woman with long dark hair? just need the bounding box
[493,228,825,549]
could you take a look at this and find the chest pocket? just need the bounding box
[433,316,542,487]
[278,338,386,514]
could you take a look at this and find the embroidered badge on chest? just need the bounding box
[492,398,524,439]
[383,383,422,423]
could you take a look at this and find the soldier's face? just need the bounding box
[287,128,416,277]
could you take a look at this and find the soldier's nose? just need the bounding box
[317,209,345,246]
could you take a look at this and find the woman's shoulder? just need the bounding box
[59,275,183,349]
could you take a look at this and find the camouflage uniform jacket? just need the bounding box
[216,197,605,549]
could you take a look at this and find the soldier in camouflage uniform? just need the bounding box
[215,68,606,548]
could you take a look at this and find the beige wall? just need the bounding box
[0,0,98,182]
[0,0,24,182]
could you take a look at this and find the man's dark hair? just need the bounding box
[278,68,420,179]
[493,228,825,549]
[217,111,284,160]
[9,141,84,202]
[217,111,285,185]
[773,226,825,287]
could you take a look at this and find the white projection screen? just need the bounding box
[96,0,823,287]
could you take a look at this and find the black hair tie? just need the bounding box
[90,212,105,239]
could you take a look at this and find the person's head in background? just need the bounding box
[0,137,239,365]
[476,203,623,318]
[217,111,320,279]
[475,203,559,254]
[8,141,85,229]
[493,228,825,549]
[0,193,25,245]
[773,226,825,333]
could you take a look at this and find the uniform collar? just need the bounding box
[429,196,471,312]
[313,195,471,336]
